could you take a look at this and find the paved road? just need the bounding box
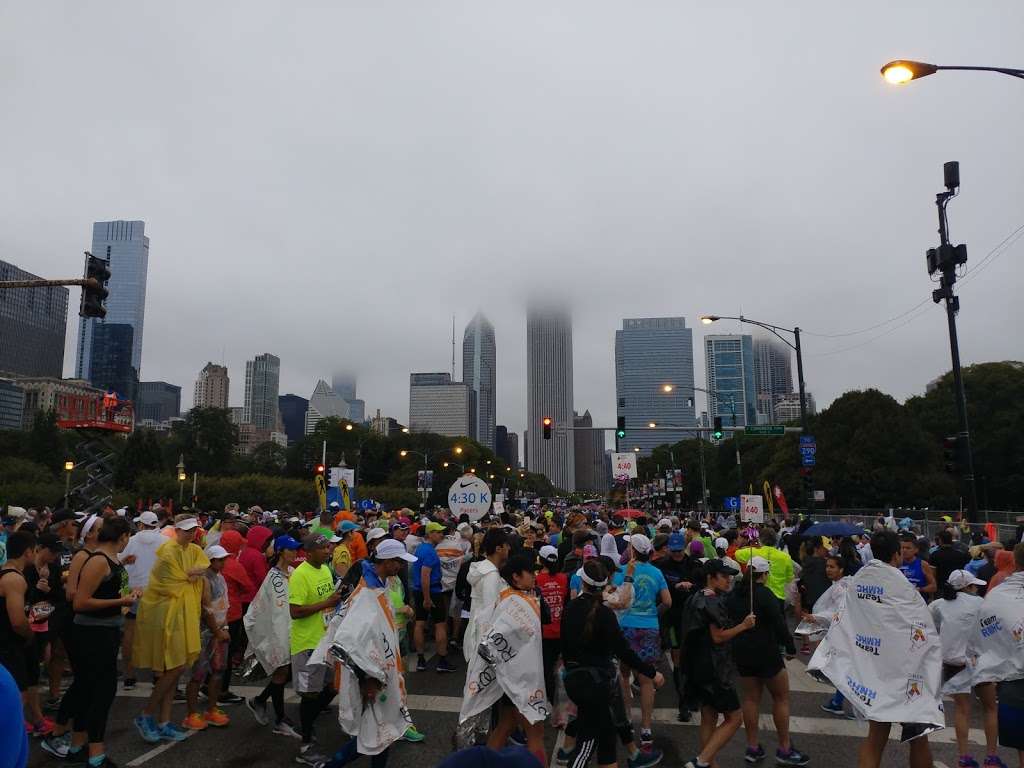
[27,652,980,768]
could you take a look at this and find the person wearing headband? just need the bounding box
[557,559,665,768]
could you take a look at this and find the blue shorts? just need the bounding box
[621,627,662,665]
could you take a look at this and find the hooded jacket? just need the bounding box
[462,558,506,662]
[220,530,256,622]
[987,549,1015,592]
[240,525,273,589]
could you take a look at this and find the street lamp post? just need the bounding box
[63,460,74,508]
[400,445,463,510]
[176,455,186,506]
[881,60,1024,85]
[701,314,813,515]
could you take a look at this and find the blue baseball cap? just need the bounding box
[339,520,361,533]
[668,532,686,552]
[275,535,302,551]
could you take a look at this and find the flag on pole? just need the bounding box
[773,484,790,516]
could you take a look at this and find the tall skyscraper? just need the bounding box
[305,379,348,434]
[193,363,230,409]
[136,381,181,423]
[0,260,68,378]
[705,334,757,428]
[753,337,794,422]
[462,313,496,450]
[526,306,574,492]
[574,410,607,493]
[89,323,138,402]
[244,353,281,430]
[615,317,697,455]
[331,372,365,423]
[76,221,149,384]
[408,372,474,437]
[278,394,309,444]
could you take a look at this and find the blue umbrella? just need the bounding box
[801,521,867,538]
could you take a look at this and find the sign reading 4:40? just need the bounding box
[448,474,492,522]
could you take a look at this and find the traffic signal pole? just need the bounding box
[929,161,979,523]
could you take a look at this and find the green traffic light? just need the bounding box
[616,429,626,439]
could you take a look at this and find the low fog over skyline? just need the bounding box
[3,2,1023,442]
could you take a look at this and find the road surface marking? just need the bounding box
[125,730,195,767]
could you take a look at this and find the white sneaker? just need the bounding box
[246,697,269,726]
[274,718,302,739]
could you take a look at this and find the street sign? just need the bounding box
[745,425,785,436]
[740,494,765,523]
[724,496,740,511]
[329,467,355,488]
[799,434,817,467]
[610,452,638,481]
[447,473,492,522]
[799,435,816,446]
[814,490,825,502]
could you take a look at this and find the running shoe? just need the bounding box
[983,757,1008,768]
[182,713,208,731]
[219,691,245,705]
[682,758,710,768]
[745,744,766,763]
[820,701,845,716]
[958,757,980,768]
[173,688,186,702]
[40,733,71,758]
[402,725,426,742]
[27,717,55,737]
[776,746,810,766]
[628,748,664,768]
[553,747,572,767]
[273,717,303,739]
[295,744,328,767]
[436,656,457,673]
[65,747,88,765]
[89,756,120,768]
[123,678,137,691]
[205,708,230,727]
[507,729,526,747]
[158,722,190,742]
[134,715,161,744]
[416,655,427,672]
[638,728,653,750]
[677,708,692,723]
[246,696,270,726]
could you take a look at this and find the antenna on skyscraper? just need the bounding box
[451,314,456,379]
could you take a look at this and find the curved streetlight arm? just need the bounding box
[705,314,797,351]
[935,65,1024,80]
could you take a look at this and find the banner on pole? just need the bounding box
[740,494,765,523]
[610,452,638,481]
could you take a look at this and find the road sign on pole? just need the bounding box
[799,434,817,467]
[744,425,786,436]
[740,494,765,523]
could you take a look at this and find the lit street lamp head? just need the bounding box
[648,422,657,428]
[881,60,938,84]
[344,423,353,431]
[64,460,74,472]
[699,315,719,325]
[662,384,674,393]
[399,450,408,457]
[454,446,463,454]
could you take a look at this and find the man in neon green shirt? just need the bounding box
[289,534,342,766]
[734,528,795,602]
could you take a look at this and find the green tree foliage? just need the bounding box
[26,410,67,473]
[0,456,63,509]
[114,429,165,488]
[166,408,238,475]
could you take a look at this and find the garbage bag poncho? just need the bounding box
[132,540,209,671]
[808,559,944,734]
[244,566,292,674]
[946,571,1024,691]
[459,588,549,726]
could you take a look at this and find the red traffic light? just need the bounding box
[315,464,326,474]
[542,417,553,440]
[542,417,553,427]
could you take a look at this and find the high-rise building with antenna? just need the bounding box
[462,312,496,450]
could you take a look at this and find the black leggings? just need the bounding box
[564,667,634,767]
[70,623,121,743]
[542,638,561,706]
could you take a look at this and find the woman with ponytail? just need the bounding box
[556,559,664,768]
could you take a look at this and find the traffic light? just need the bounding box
[542,417,553,440]
[712,416,723,440]
[616,416,626,439]
[79,253,110,319]
[942,436,961,474]
[315,463,326,475]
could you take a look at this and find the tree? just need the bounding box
[115,429,165,489]
[245,442,288,475]
[167,408,238,475]
[26,410,66,473]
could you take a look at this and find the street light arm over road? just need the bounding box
[881,60,1024,83]
[700,314,797,351]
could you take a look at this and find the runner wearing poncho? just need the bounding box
[807,531,942,768]
[459,554,548,767]
[310,540,418,763]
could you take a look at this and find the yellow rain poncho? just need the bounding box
[132,539,210,671]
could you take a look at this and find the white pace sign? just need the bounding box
[610,452,638,481]
[739,494,765,524]
[448,474,492,522]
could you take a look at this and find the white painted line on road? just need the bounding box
[125,730,195,767]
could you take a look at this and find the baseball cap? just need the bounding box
[539,544,558,561]
[948,569,985,590]
[667,532,686,551]
[135,511,159,527]
[456,522,473,535]
[375,539,418,562]
[205,544,229,560]
[37,532,63,552]
[749,556,771,573]
[627,533,653,555]
[303,533,330,550]
[50,510,77,526]
[685,519,701,531]
[339,520,361,533]
[6,506,27,520]
[329,501,341,509]
[714,536,728,551]
[689,540,705,555]
[365,528,386,544]
[275,535,302,551]
[704,558,740,577]
[657,518,673,530]
[425,521,445,534]
[390,519,410,531]
[174,517,199,531]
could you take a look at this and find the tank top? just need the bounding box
[74,553,127,627]
[0,568,23,647]
[900,557,926,589]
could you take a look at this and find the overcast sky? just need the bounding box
[3,2,1023,449]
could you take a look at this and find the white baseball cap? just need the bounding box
[656,518,673,530]
[457,522,473,535]
[714,536,728,551]
[135,511,159,527]
[947,569,985,590]
[749,556,771,573]
[539,544,559,561]
[174,517,200,531]
[365,528,386,544]
[628,533,653,555]
[205,544,229,560]
[5,506,27,520]
[375,539,417,562]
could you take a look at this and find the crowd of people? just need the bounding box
[2,499,1024,768]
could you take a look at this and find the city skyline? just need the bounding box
[462,312,496,450]
[527,306,575,491]
[5,6,1022,451]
